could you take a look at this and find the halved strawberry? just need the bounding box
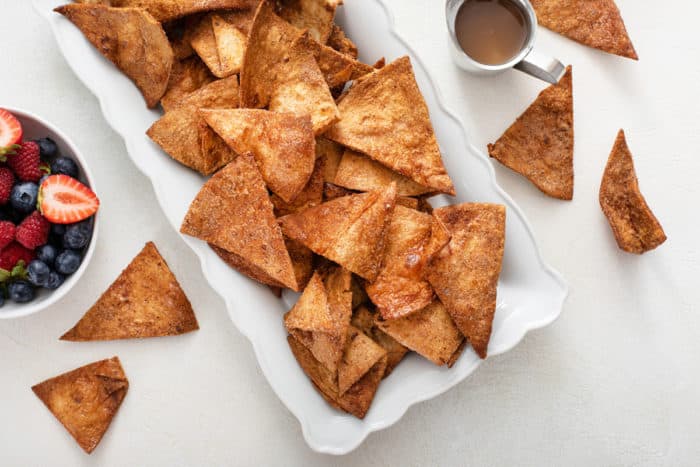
[39,175,100,224]
[0,109,23,150]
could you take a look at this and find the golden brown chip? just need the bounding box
[446,339,467,368]
[190,13,247,78]
[285,269,352,373]
[201,109,316,203]
[279,183,397,281]
[325,57,455,195]
[317,137,344,182]
[395,197,419,210]
[147,76,239,175]
[55,4,173,108]
[209,244,286,288]
[61,242,199,341]
[376,301,464,366]
[531,0,637,60]
[269,33,340,134]
[109,0,261,22]
[327,23,358,58]
[338,326,387,396]
[31,357,128,454]
[366,206,450,320]
[277,0,338,43]
[488,66,574,200]
[425,203,506,359]
[323,183,356,201]
[599,130,666,254]
[334,149,432,197]
[164,17,196,60]
[316,43,374,88]
[161,56,215,111]
[181,154,298,290]
[352,306,408,376]
[288,334,387,419]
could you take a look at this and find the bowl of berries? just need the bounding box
[0,107,99,318]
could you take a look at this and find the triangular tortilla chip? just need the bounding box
[277,0,339,43]
[181,154,298,290]
[366,206,450,320]
[338,326,387,395]
[425,203,506,359]
[109,0,261,22]
[279,183,397,281]
[269,33,340,134]
[31,357,128,454]
[599,130,666,254]
[161,56,215,112]
[317,137,344,182]
[316,42,374,89]
[531,0,637,60]
[61,242,198,341]
[147,76,239,175]
[376,301,464,366]
[55,4,173,108]
[334,149,432,197]
[285,268,352,373]
[287,334,386,419]
[446,340,467,368]
[351,306,408,376]
[328,23,358,58]
[190,13,248,78]
[201,109,315,203]
[488,66,574,200]
[325,57,455,195]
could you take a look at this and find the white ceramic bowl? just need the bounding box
[0,107,98,319]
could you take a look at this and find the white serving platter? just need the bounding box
[35,0,568,455]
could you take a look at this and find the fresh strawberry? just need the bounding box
[0,221,15,250]
[7,141,42,182]
[39,175,100,224]
[0,109,22,151]
[0,167,14,204]
[15,211,50,250]
[0,242,35,271]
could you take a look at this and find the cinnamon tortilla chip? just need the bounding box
[32,357,128,454]
[352,306,408,376]
[190,13,247,78]
[323,183,356,201]
[161,57,215,112]
[61,242,198,341]
[181,154,298,290]
[277,0,339,43]
[425,203,506,359]
[279,183,397,281]
[164,17,196,60]
[334,149,432,197]
[531,0,638,60]
[284,268,352,373]
[488,66,574,200]
[328,23,358,58]
[287,328,387,419]
[201,109,316,203]
[599,130,666,254]
[55,4,173,108]
[377,301,464,366]
[317,137,344,182]
[109,0,261,22]
[325,57,455,195]
[366,206,450,320]
[338,326,387,396]
[395,197,419,210]
[209,244,286,288]
[147,76,239,175]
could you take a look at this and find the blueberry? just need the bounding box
[45,271,65,290]
[50,157,79,179]
[36,244,58,267]
[51,223,66,237]
[63,221,92,250]
[10,182,38,214]
[27,260,50,287]
[55,249,81,275]
[8,280,35,303]
[34,137,58,159]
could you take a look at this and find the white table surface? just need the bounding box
[1,1,699,465]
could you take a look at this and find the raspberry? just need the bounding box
[0,221,15,250]
[0,168,14,204]
[7,141,42,182]
[15,211,50,250]
[0,242,35,271]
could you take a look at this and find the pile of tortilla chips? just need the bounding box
[58,0,508,419]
